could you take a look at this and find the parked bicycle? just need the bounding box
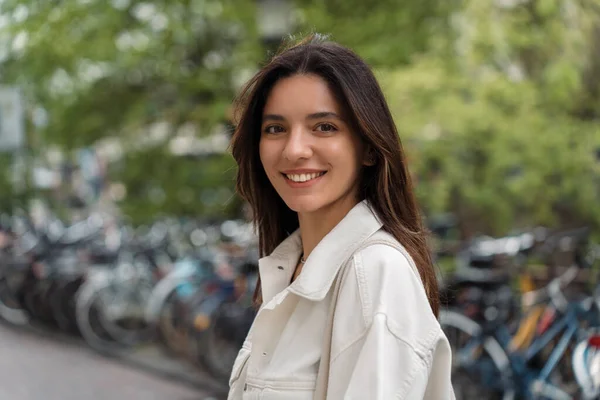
[441,227,600,399]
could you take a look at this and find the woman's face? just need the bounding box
[259,74,366,216]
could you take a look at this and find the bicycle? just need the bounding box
[442,264,600,399]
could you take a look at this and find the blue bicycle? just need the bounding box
[442,265,600,399]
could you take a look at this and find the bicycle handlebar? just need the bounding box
[521,264,579,311]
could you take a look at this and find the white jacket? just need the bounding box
[228,200,455,399]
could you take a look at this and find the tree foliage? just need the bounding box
[377,0,600,236]
[293,0,459,66]
[0,0,260,221]
[1,0,260,146]
[1,0,598,233]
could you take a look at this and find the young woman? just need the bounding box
[227,34,454,399]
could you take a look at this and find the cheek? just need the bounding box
[330,140,363,171]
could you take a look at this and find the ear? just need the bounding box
[362,147,376,166]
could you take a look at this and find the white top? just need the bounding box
[228,201,455,399]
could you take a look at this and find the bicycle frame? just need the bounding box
[456,296,596,399]
[493,300,595,397]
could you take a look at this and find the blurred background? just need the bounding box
[0,0,600,399]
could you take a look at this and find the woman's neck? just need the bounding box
[297,196,361,259]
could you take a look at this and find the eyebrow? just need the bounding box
[262,111,343,123]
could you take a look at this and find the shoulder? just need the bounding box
[336,235,442,349]
[352,241,429,315]
[355,237,421,286]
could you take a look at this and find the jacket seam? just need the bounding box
[330,312,431,369]
[394,360,428,399]
[352,254,370,326]
[345,241,440,360]
[384,316,441,363]
[330,320,369,365]
[364,240,423,285]
[244,376,315,390]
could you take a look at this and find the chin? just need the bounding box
[281,196,325,214]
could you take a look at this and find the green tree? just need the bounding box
[0,0,261,221]
[377,0,600,236]
[0,155,16,213]
[294,0,459,66]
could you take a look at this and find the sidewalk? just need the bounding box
[2,320,229,399]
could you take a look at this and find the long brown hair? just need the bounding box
[230,34,440,316]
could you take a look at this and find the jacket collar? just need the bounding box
[258,200,383,304]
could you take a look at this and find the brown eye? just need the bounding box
[264,125,285,134]
[316,123,337,132]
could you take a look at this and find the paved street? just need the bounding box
[0,323,219,400]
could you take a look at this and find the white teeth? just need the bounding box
[285,172,325,182]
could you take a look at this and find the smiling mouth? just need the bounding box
[283,171,327,183]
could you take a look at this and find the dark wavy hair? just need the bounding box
[230,34,440,316]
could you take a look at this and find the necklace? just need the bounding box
[291,254,306,284]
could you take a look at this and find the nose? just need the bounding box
[282,127,312,161]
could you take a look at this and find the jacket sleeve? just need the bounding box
[324,243,455,399]
[327,313,454,399]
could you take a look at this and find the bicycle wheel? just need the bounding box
[572,333,600,400]
[0,277,28,325]
[50,277,84,335]
[198,300,254,383]
[75,280,119,351]
[25,279,57,327]
[440,309,516,400]
[155,290,189,357]
[92,281,155,347]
